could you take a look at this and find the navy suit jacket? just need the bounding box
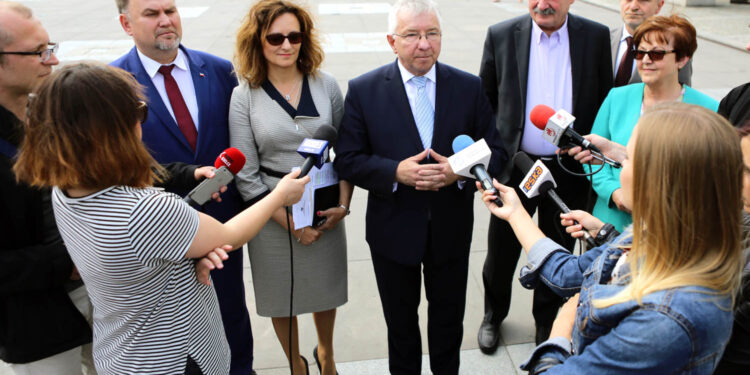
[111,46,241,222]
[334,61,507,265]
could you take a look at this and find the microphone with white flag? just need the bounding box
[448,134,501,207]
[513,151,597,247]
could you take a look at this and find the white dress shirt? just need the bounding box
[397,59,437,126]
[521,17,574,156]
[137,48,200,132]
[614,26,636,78]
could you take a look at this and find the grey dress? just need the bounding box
[228,71,347,317]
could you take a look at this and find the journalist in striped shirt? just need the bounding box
[12,62,310,375]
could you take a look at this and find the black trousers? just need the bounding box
[483,155,592,329]
[371,225,470,375]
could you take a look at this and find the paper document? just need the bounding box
[292,162,339,229]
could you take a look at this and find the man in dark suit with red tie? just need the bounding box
[111,0,255,373]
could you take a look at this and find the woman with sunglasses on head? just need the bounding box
[587,15,717,233]
[482,102,743,374]
[229,1,351,374]
[13,62,309,375]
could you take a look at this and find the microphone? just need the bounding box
[448,134,501,207]
[184,147,246,207]
[513,151,597,248]
[297,125,337,178]
[530,104,621,168]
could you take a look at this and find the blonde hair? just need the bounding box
[234,0,323,87]
[14,63,165,190]
[595,102,743,308]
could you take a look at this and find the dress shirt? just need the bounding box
[521,17,573,156]
[614,26,636,79]
[137,48,200,132]
[398,59,437,125]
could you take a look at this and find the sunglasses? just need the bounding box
[634,49,676,61]
[136,101,148,124]
[265,32,303,46]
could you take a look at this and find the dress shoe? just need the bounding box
[535,324,552,345]
[313,345,339,375]
[478,319,500,354]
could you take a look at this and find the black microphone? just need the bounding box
[513,152,597,248]
[297,125,337,178]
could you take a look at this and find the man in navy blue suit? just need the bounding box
[111,0,254,373]
[335,1,506,373]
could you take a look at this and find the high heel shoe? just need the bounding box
[300,355,310,375]
[313,346,339,375]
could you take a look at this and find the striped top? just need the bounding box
[52,186,229,375]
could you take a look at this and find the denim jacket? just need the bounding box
[519,235,734,374]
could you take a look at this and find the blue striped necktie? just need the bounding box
[411,75,434,150]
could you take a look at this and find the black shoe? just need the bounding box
[535,324,552,345]
[251,371,257,375]
[312,346,338,375]
[478,319,500,354]
[300,355,310,375]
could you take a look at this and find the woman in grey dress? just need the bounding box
[229,1,350,374]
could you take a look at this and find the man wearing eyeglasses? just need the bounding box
[335,1,506,373]
[0,2,99,374]
[611,0,691,87]
[477,0,613,353]
[110,1,256,374]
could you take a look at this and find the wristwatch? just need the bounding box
[338,204,350,216]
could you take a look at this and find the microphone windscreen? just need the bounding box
[313,125,338,142]
[512,151,535,175]
[529,104,556,131]
[451,134,474,153]
[215,147,246,174]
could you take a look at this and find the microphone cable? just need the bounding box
[284,207,296,375]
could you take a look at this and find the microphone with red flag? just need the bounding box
[530,104,620,168]
[184,147,246,207]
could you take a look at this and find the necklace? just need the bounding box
[283,78,302,102]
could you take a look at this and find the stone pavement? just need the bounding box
[2,0,749,374]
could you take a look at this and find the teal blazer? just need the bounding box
[588,83,718,231]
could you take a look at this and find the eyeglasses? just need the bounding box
[634,49,676,61]
[136,101,148,124]
[392,31,441,44]
[265,32,303,46]
[0,43,58,62]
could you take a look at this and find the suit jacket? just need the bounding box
[334,61,507,266]
[610,26,693,87]
[111,46,241,222]
[479,14,613,182]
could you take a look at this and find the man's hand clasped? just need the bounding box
[396,149,461,191]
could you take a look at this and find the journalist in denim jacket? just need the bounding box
[518,235,734,374]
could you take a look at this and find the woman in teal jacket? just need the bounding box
[589,15,717,231]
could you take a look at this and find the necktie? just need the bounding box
[158,64,198,151]
[614,36,634,87]
[411,76,434,150]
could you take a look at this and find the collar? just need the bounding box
[397,59,437,86]
[531,16,569,45]
[620,25,633,42]
[137,47,189,79]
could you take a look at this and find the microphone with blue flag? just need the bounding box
[296,125,337,178]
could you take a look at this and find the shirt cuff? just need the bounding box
[457,180,466,190]
[393,182,398,192]
[519,237,567,289]
[520,336,573,371]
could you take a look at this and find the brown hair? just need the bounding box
[234,0,323,87]
[596,102,743,308]
[14,62,164,190]
[633,15,697,60]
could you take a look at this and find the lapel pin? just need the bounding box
[199,73,205,78]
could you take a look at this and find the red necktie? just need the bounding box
[614,36,634,87]
[158,64,198,151]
